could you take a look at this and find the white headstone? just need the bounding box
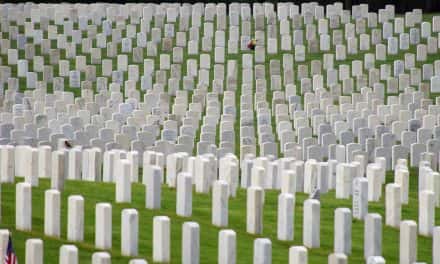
[95,203,112,250]
[153,216,170,262]
[25,239,43,264]
[247,186,264,234]
[289,246,308,264]
[0,230,9,263]
[395,169,409,204]
[277,193,295,241]
[59,245,78,264]
[67,149,82,180]
[182,222,200,264]
[419,190,435,236]
[24,148,38,186]
[0,146,14,183]
[145,165,162,209]
[336,163,355,198]
[16,182,32,231]
[303,199,320,248]
[177,172,193,217]
[253,238,272,264]
[352,177,368,220]
[44,189,60,237]
[212,180,229,227]
[38,145,52,179]
[328,253,347,264]
[434,226,440,264]
[367,256,385,264]
[121,208,138,256]
[281,170,297,195]
[367,164,382,201]
[364,213,382,259]
[334,208,352,255]
[116,159,131,203]
[67,195,84,242]
[399,220,417,264]
[218,230,236,264]
[51,151,65,190]
[385,183,401,228]
[128,151,139,182]
[91,252,111,264]
[431,76,440,93]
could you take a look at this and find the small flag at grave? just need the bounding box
[247,39,256,50]
[4,235,17,264]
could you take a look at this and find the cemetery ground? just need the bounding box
[1,169,439,263]
[2,2,440,263]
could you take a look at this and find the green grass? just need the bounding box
[0,168,439,263]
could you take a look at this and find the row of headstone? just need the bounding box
[0,229,147,264]
[3,7,440,164]
[3,144,440,215]
[8,183,440,263]
[12,226,430,264]
[0,5,437,69]
[9,157,439,261]
[2,82,437,152]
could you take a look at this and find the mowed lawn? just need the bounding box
[0,168,439,263]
